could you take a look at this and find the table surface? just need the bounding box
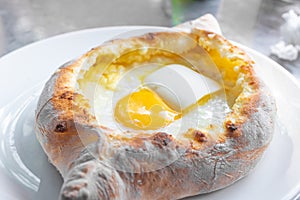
[0,0,299,80]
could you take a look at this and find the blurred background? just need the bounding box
[0,0,299,79]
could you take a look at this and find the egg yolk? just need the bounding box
[114,87,180,130]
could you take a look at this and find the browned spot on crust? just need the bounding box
[146,32,155,40]
[194,130,207,143]
[225,121,241,138]
[249,81,256,86]
[151,132,173,148]
[81,166,89,174]
[226,123,237,131]
[240,93,260,116]
[60,91,74,100]
[55,121,68,132]
[217,134,227,143]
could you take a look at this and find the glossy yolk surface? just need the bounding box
[114,87,180,130]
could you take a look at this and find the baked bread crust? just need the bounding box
[35,15,276,200]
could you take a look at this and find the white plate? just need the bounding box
[0,27,300,200]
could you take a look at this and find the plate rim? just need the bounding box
[0,26,300,200]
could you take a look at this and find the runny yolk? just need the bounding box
[114,87,180,130]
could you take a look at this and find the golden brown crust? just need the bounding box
[35,15,276,200]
